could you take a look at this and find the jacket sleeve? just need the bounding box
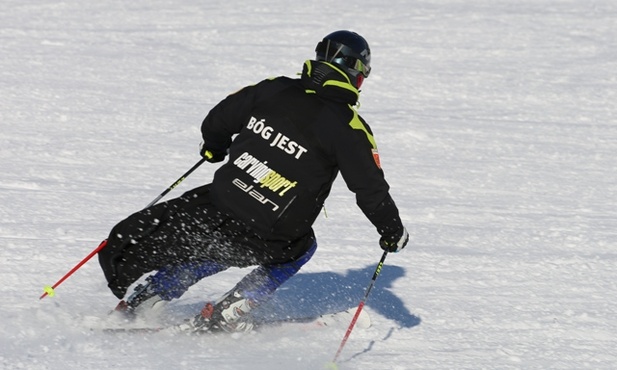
[200,84,260,152]
[333,113,404,236]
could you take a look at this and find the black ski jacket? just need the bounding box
[202,60,403,251]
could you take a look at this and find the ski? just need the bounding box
[99,308,370,334]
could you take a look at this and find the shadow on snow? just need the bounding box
[253,263,421,330]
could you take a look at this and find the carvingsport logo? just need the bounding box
[232,152,299,211]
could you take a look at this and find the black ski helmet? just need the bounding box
[315,30,371,88]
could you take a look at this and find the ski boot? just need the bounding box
[112,276,167,317]
[183,290,256,334]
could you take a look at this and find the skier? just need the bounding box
[98,30,409,333]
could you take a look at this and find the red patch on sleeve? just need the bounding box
[372,149,381,169]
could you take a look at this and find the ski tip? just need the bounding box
[101,327,165,334]
[313,308,372,329]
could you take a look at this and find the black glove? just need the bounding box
[199,142,226,163]
[379,227,409,253]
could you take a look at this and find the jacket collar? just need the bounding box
[300,60,359,105]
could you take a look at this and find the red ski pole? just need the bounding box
[330,250,388,365]
[39,157,207,299]
[40,239,108,299]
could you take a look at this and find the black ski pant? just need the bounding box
[98,184,310,299]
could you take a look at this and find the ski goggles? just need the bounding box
[330,55,371,78]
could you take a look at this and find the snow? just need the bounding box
[1,0,616,369]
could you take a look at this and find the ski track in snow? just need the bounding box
[1,1,616,369]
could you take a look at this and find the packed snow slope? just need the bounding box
[1,0,616,369]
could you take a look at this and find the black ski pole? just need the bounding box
[40,157,207,299]
[330,250,389,365]
[144,157,207,208]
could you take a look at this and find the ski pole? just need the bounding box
[40,239,108,299]
[143,157,207,208]
[330,250,389,364]
[39,157,207,300]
